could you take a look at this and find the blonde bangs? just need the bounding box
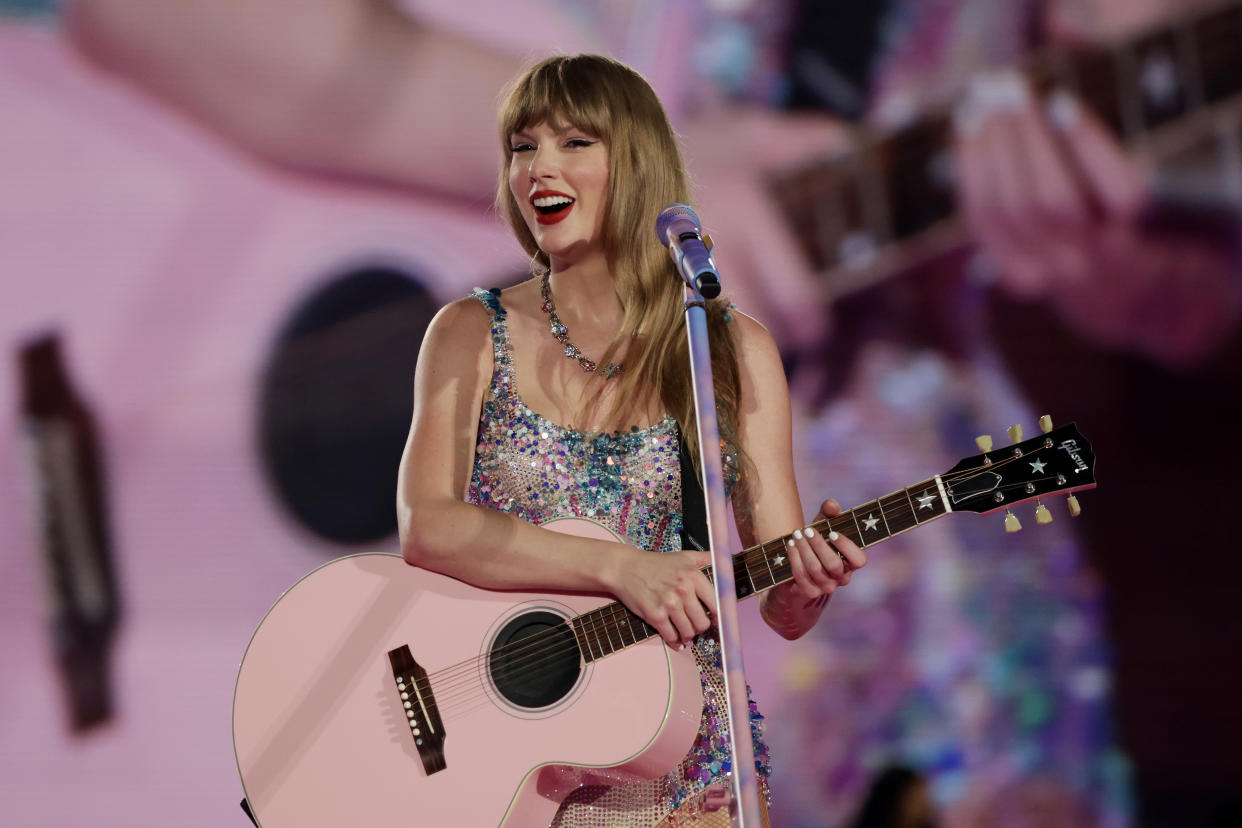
[497,59,613,145]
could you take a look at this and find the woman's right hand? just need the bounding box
[606,548,717,648]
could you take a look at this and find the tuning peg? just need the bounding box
[1035,502,1053,524]
[1039,414,1053,433]
[975,434,993,452]
[1007,424,1024,443]
[1067,494,1081,517]
[1004,510,1022,533]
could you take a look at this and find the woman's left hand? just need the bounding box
[782,498,867,599]
[760,498,867,640]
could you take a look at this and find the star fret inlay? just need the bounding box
[862,513,880,532]
[916,491,935,510]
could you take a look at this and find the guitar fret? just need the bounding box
[570,622,592,666]
[576,614,601,662]
[880,491,916,535]
[583,615,603,660]
[852,500,888,545]
[773,539,794,583]
[758,541,777,589]
[831,515,862,549]
[909,480,944,523]
[874,496,896,536]
[848,508,867,546]
[616,609,636,648]
[611,607,631,652]
[883,116,956,241]
[934,475,952,512]
[600,607,622,655]
[877,498,893,535]
[1074,47,1131,137]
[734,554,756,599]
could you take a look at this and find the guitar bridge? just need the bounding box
[387,644,446,775]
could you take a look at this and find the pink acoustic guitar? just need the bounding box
[232,419,1096,827]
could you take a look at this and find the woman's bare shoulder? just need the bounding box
[416,292,507,385]
[726,307,782,364]
[425,293,492,346]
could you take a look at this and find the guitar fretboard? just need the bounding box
[570,477,950,663]
[771,0,1242,296]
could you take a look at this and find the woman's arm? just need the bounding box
[397,298,716,646]
[728,313,867,640]
[66,0,525,200]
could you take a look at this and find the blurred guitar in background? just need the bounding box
[773,0,1242,299]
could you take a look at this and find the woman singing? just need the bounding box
[398,53,866,827]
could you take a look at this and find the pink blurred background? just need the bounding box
[3,1,1240,826]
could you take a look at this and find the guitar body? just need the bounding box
[233,517,703,828]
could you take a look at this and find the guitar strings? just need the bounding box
[416,478,1069,718]
[401,441,1076,714]
[406,443,1067,713]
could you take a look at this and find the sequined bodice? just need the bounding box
[466,291,685,552]
[463,288,769,826]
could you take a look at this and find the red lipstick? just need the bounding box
[531,190,576,226]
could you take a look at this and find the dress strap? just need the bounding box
[469,287,515,396]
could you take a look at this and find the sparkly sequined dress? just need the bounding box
[464,288,771,827]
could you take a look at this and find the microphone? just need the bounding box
[654,204,721,299]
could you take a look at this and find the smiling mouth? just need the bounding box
[532,194,575,225]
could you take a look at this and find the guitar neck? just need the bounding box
[569,477,950,663]
[772,0,1242,298]
[570,420,1098,663]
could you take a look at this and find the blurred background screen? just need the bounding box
[1,1,1240,826]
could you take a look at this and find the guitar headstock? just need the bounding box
[940,417,1096,529]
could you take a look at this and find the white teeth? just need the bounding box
[533,196,574,208]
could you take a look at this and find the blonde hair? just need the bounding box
[496,54,743,480]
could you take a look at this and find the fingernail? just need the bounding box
[828,530,840,542]
[803,525,815,537]
[1046,89,1081,131]
[994,70,1029,109]
[972,70,1028,110]
[957,71,1028,135]
[792,529,803,540]
[786,539,796,548]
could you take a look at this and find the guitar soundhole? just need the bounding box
[489,611,581,709]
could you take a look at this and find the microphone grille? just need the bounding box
[654,203,700,242]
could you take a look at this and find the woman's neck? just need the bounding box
[546,250,623,328]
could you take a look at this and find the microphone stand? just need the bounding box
[681,282,762,828]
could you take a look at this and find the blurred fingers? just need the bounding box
[954,74,1052,296]
[1045,89,1147,220]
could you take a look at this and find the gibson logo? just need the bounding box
[1059,439,1088,474]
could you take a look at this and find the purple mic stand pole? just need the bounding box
[661,206,761,828]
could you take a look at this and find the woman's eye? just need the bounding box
[566,138,595,148]
[509,143,534,153]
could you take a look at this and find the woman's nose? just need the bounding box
[528,146,556,179]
